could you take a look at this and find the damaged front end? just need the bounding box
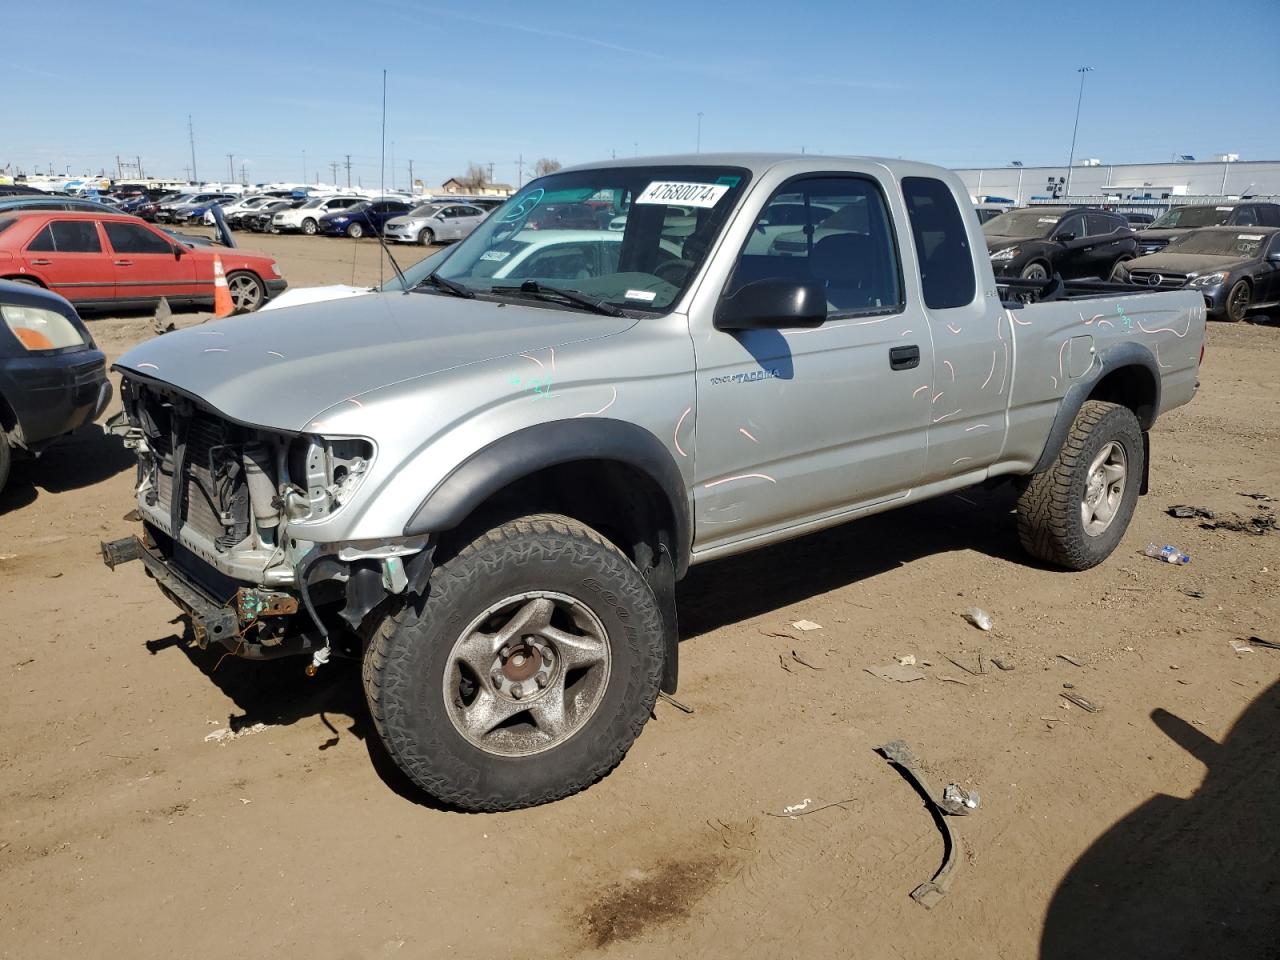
[101,376,431,669]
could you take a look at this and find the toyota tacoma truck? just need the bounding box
[102,154,1205,811]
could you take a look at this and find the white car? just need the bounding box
[272,195,367,235]
[204,194,291,225]
[383,202,488,245]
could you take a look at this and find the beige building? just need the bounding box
[439,178,514,197]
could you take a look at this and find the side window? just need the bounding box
[726,175,903,313]
[49,221,102,252]
[1055,213,1086,238]
[1234,207,1258,226]
[1086,213,1116,236]
[104,221,174,255]
[901,176,977,310]
[27,225,56,252]
[1259,206,1280,227]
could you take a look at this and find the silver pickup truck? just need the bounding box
[103,154,1205,811]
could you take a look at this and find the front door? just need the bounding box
[21,220,114,304]
[690,172,932,549]
[102,220,197,302]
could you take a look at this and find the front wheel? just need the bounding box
[226,271,266,313]
[363,514,665,811]
[346,222,364,239]
[1020,262,1050,281]
[1108,257,1133,281]
[301,218,318,236]
[418,227,435,246]
[1224,279,1251,323]
[1016,400,1144,570]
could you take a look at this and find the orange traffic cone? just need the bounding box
[212,256,234,318]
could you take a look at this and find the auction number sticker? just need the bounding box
[1238,233,1263,240]
[636,181,730,208]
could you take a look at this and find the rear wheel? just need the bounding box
[1225,279,1251,323]
[1016,400,1144,570]
[226,271,265,313]
[418,227,435,246]
[363,513,665,811]
[346,222,364,239]
[301,218,318,236]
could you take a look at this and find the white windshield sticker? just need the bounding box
[1216,206,1233,211]
[479,250,511,262]
[1238,233,1263,240]
[636,181,730,208]
[1038,217,1060,224]
[624,289,657,302]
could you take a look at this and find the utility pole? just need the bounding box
[116,155,122,179]
[226,153,234,183]
[696,111,704,153]
[390,141,395,191]
[1063,66,1093,200]
[187,115,198,182]
[487,161,495,185]
[344,154,352,188]
[408,159,414,193]
[240,161,247,185]
[136,155,143,178]
[516,153,523,187]
[330,160,339,185]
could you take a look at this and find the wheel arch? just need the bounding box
[404,418,691,578]
[1031,342,1161,475]
[1,274,47,288]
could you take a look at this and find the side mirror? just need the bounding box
[1056,231,1077,242]
[715,278,827,331]
[173,244,186,259]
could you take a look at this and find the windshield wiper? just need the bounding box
[416,271,475,298]
[490,280,625,317]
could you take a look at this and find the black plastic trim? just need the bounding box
[1030,341,1162,474]
[403,418,691,575]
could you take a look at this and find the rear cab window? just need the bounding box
[900,176,977,309]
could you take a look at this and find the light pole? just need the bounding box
[696,112,703,153]
[1063,66,1093,200]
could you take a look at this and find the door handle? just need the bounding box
[114,259,133,266]
[889,345,921,371]
[30,258,52,265]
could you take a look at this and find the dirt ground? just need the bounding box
[2,230,1278,960]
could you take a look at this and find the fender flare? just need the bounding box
[1030,341,1161,474]
[403,418,691,575]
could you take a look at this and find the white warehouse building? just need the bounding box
[954,158,1280,205]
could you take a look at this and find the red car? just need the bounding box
[0,211,286,313]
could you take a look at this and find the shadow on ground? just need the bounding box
[0,424,133,513]
[1040,678,1280,958]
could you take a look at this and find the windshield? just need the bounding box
[301,198,327,209]
[410,203,445,217]
[1165,231,1268,258]
[982,209,1064,238]
[346,201,370,213]
[433,165,749,312]
[1149,206,1232,229]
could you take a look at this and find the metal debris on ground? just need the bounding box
[938,651,982,676]
[789,650,823,670]
[1167,504,1215,520]
[990,656,1015,671]
[1180,588,1206,599]
[1239,492,1274,502]
[657,691,694,714]
[1060,692,1099,713]
[877,739,978,908]
[1245,635,1280,651]
[1199,510,1278,535]
[1229,638,1255,654]
[942,783,980,814]
[791,619,823,632]
[962,607,993,631]
[151,296,175,335]
[865,661,926,683]
[1057,653,1084,667]
[939,675,971,686]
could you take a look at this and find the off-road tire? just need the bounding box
[363,513,665,811]
[0,431,10,496]
[1016,400,1144,570]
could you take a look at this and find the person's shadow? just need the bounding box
[1041,678,1280,958]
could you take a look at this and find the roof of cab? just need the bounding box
[559,152,959,180]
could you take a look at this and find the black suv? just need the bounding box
[1139,202,1280,255]
[983,206,1138,281]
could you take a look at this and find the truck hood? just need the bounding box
[115,291,636,432]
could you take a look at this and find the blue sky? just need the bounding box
[5,0,1278,186]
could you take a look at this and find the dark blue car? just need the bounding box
[318,198,412,238]
[0,280,112,496]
